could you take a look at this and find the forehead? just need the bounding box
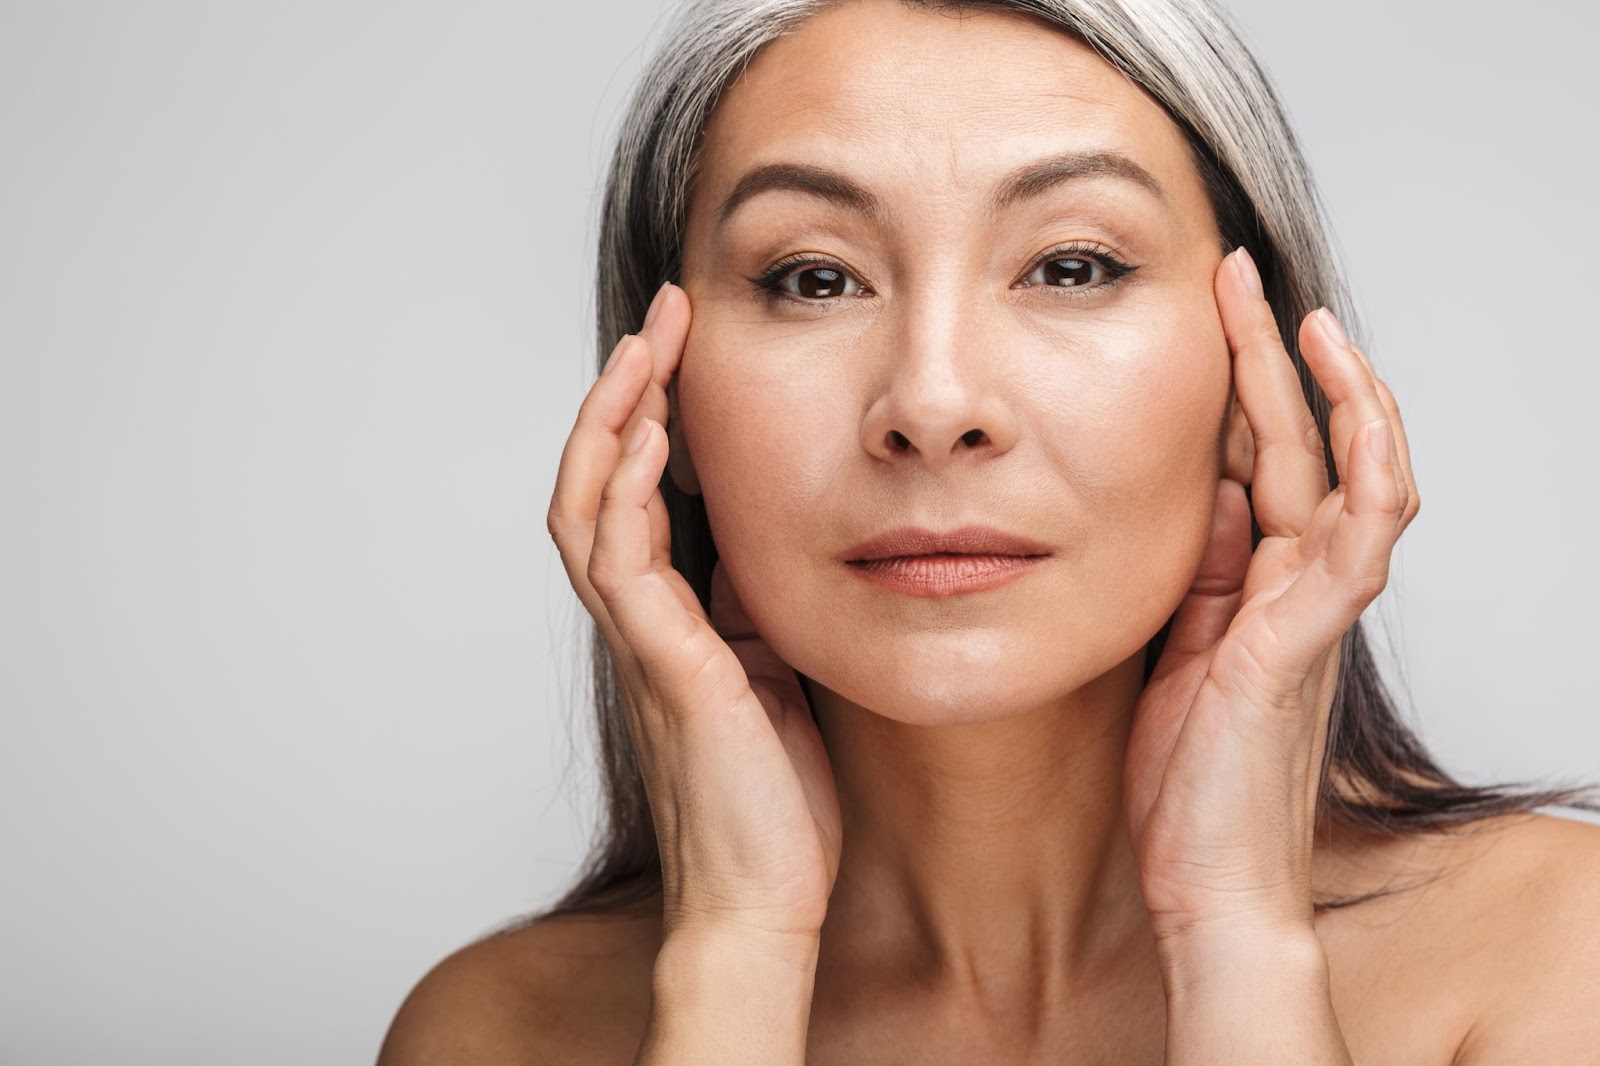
[690,0,1210,232]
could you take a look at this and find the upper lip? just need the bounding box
[840,525,1055,562]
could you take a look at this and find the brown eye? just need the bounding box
[785,265,859,299]
[1027,256,1103,288]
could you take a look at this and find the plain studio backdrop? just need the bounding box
[2,1,1596,1062]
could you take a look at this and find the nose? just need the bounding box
[860,296,1020,470]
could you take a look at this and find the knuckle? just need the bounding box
[1384,480,1408,517]
[587,555,624,599]
[1345,569,1389,608]
[598,468,630,506]
[1299,415,1328,459]
[573,389,618,438]
[1251,316,1284,350]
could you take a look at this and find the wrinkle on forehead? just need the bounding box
[689,2,1202,236]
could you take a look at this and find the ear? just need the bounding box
[1223,392,1254,485]
[665,376,702,496]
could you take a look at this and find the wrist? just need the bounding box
[640,928,819,1065]
[652,925,821,1020]
[657,924,822,981]
[1156,916,1329,1004]
[1156,921,1352,1065]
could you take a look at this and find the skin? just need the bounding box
[667,0,1301,1030]
[644,0,1411,1054]
[378,2,1600,1063]
[672,0,1190,1005]
[674,8,1230,749]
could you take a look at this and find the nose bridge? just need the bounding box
[862,274,1018,467]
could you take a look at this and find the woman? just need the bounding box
[380,0,1600,1061]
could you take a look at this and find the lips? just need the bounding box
[840,524,1055,563]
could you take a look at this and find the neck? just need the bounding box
[806,648,1159,1015]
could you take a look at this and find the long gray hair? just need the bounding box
[522,0,1599,929]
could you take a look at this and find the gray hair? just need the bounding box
[597,0,1358,379]
[524,0,1600,928]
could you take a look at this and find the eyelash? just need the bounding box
[748,241,1139,306]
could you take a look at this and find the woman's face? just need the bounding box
[671,0,1238,725]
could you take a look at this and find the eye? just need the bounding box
[1017,243,1136,295]
[752,256,869,303]
[785,265,860,299]
[1026,256,1104,288]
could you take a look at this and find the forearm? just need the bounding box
[1158,922,1354,1066]
[634,928,820,1065]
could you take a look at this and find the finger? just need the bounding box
[646,484,703,621]
[1150,478,1253,681]
[1218,247,1328,537]
[1292,482,1346,569]
[1298,308,1391,503]
[548,331,656,600]
[634,282,690,386]
[1262,415,1404,674]
[1336,339,1408,526]
[620,283,692,450]
[548,283,692,601]
[1351,345,1420,532]
[586,418,710,678]
[1342,343,1406,515]
[646,477,674,569]
[619,378,670,473]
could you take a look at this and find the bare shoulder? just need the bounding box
[1444,811,1600,1061]
[1313,809,1600,1062]
[376,896,664,1066]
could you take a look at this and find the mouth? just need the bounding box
[838,525,1054,598]
[839,524,1055,563]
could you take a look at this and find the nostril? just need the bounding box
[961,428,985,446]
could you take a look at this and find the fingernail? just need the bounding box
[1367,419,1392,465]
[1234,247,1264,298]
[642,282,670,329]
[1317,306,1352,350]
[601,334,632,377]
[625,418,652,455]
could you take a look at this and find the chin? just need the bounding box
[791,627,1109,727]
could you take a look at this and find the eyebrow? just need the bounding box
[715,162,888,229]
[992,150,1170,213]
[714,149,1170,230]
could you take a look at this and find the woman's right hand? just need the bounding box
[545,282,842,949]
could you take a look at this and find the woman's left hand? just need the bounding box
[1123,246,1421,955]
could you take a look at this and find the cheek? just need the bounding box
[1046,303,1231,621]
[1054,312,1229,510]
[676,313,840,568]
[672,295,1233,720]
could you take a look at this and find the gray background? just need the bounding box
[2,1,1595,1063]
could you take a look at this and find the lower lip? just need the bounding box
[844,553,1047,597]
